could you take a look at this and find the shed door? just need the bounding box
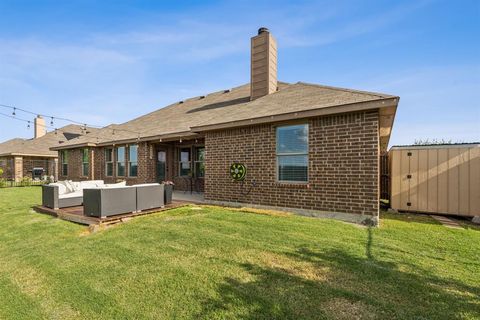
[391,150,416,211]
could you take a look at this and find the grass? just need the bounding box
[0,187,479,319]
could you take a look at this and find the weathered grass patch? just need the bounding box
[0,187,479,319]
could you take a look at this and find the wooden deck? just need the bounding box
[33,201,190,226]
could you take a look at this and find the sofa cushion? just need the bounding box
[49,183,67,195]
[92,180,105,187]
[59,190,83,199]
[104,181,127,188]
[79,180,105,189]
[133,183,160,187]
[64,180,75,193]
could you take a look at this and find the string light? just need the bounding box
[0,103,143,137]
[0,103,152,146]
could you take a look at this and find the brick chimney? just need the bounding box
[250,27,277,100]
[34,115,46,138]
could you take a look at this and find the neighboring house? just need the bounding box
[0,116,94,181]
[52,28,399,225]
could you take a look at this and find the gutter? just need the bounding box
[0,153,58,158]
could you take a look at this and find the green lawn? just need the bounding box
[0,187,479,319]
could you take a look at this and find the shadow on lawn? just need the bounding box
[198,229,480,319]
[380,211,441,226]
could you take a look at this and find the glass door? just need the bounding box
[157,150,166,182]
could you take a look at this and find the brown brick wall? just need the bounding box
[22,157,56,178]
[204,110,380,217]
[61,142,157,185]
[59,148,93,181]
[0,157,15,179]
[60,140,206,192]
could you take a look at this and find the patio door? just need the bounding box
[157,150,166,182]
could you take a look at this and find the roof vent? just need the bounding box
[179,100,184,104]
[224,89,230,93]
[258,27,269,34]
[199,95,205,99]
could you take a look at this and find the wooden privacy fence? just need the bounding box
[389,144,480,217]
[0,180,47,188]
[380,153,390,201]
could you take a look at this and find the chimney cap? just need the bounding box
[258,27,269,35]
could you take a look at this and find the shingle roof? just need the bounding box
[53,81,398,149]
[0,125,96,157]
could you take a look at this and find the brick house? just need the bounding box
[0,117,92,181]
[52,28,398,225]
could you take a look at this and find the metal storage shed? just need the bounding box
[390,143,480,217]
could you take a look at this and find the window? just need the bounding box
[116,146,126,176]
[61,150,68,176]
[105,148,113,177]
[194,147,205,178]
[179,148,191,176]
[82,148,89,176]
[276,124,308,182]
[128,144,138,177]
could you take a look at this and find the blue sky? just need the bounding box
[0,0,478,146]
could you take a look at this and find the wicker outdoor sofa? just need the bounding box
[42,180,166,218]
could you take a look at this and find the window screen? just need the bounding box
[276,124,308,182]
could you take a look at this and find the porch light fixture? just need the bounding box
[179,139,183,143]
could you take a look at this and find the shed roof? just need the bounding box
[52,81,399,150]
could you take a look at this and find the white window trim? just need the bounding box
[179,147,191,177]
[82,149,89,177]
[194,147,205,178]
[128,145,138,177]
[61,150,68,176]
[105,148,113,177]
[116,146,126,177]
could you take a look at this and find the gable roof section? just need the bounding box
[52,81,399,150]
[0,125,96,157]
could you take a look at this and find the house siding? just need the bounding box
[204,110,380,219]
